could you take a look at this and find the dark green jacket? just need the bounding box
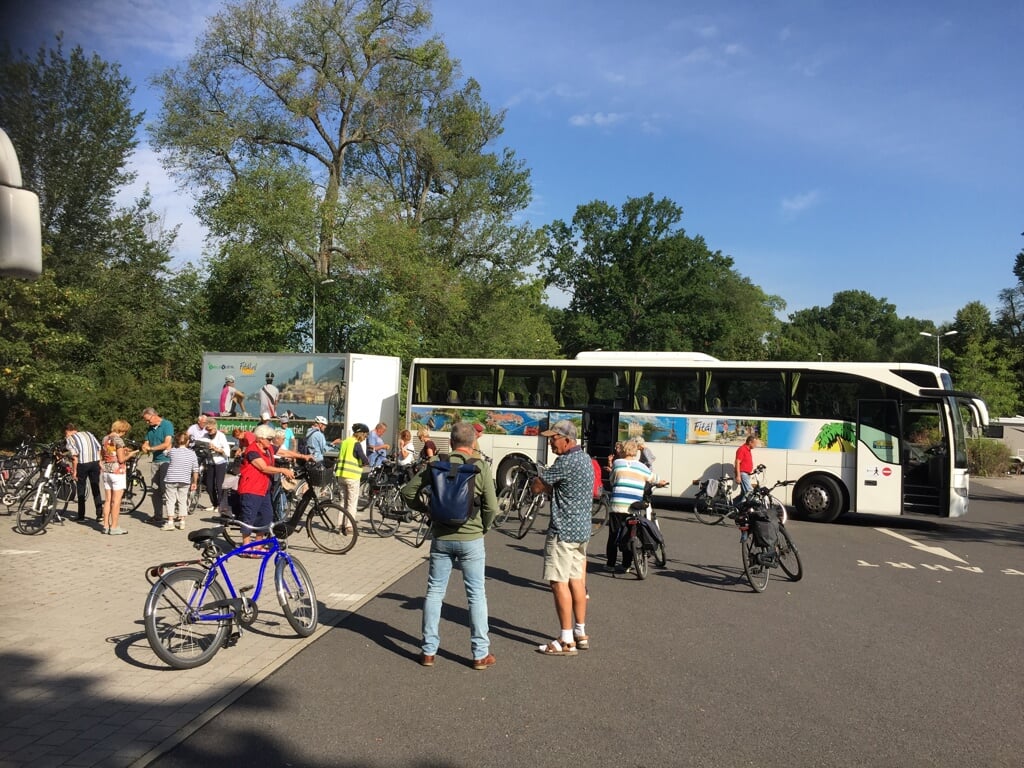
[401,450,498,540]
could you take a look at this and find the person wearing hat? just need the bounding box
[471,422,491,463]
[279,413,295,452]
[305,415,339,463]
[334,423,370,535]
[531,419,594,655]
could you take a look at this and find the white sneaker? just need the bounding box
[203,506,218,513]
[174,519,184,530]
[161,521,175,531]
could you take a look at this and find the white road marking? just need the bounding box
[874,528,970,564]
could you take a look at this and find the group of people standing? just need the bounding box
[398,419,594,670]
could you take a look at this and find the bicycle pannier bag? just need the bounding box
[747,509,778,549]
[427,458,481,526]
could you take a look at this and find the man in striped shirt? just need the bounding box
[65,423,103,522]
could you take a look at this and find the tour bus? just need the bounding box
[406,352,989,522]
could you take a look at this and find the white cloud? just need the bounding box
[780,190,822,217]
[569,112,627,128]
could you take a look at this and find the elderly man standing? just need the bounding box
[531,420,594,656]
[64,423,103,523]
[140,407,174,526]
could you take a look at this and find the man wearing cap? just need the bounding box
[531,419,594,655]
[305,415,339,463]
[334,423,370,534]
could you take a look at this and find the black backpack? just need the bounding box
[427,456,481,526]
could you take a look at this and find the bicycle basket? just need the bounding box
[305,462,331,488]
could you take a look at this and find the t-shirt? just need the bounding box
[100,433,126,474]
[610,458,654,513]
[736,443,754,474]
[540,446,594,543]
[165,446,200,484]
[146,419,175,464]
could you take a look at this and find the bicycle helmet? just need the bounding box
[352,423,369,434]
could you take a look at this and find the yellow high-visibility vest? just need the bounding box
[336,436,363,480]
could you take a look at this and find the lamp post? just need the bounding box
[311,278,335,354]
[919,330,957,368]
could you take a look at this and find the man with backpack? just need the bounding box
[401,421,499,670]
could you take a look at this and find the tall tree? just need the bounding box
[0,40,190,441]
[948,302,1020,417]
[542,194,783,358]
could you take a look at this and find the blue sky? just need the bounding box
[5,0,1023,324]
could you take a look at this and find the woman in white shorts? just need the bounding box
[100,420,133,535]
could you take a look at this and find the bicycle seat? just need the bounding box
[188,527,223,544]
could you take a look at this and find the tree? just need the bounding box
[0,40,192,441]
[948,302,1020,417]
[542,194,783,358]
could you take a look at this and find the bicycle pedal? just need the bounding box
[224,631,241,647]
[240,585,254,594]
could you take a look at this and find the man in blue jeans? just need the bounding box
[401,421,499,670]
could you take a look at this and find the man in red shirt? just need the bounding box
[734,435,760,497]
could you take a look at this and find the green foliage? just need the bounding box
[542,194,783,358]
[967,437,1012,477]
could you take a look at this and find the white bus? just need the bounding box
[407,352,989,522]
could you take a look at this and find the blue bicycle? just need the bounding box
[143,523,318,669]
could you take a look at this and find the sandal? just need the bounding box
[536,640,577,656]
[574,634,590,651]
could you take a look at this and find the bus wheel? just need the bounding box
[795,475,844,523]
[495,456,532,493]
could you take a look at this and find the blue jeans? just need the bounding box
[422,537,489,659]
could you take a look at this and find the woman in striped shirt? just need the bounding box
[607,439,665,573]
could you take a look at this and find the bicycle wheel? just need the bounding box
[306,501,358,555]
[654,539,667,567]
[187,486,203,515]
[515,495,542,539]
[776,525,803,582]
[631,537,649,580]
[121,470,147,513]
[590,493,610,535]
[276,555,318,636]
[143,567,229,669]
[368,489,401,537]
[694,495,727,525]
[411,511,430,548]
[15,487,53,535]
[494,486,516,527]
[357,475,373,511]
[54,476,76,512]
[741,537,770,593]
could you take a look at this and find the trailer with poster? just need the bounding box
[200,352,401,445]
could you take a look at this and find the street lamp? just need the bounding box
[311,277,335,354]
[919,330,957,368]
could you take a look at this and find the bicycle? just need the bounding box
[220,462,358,555]
[692,464,765,525]
[187,442,218,515]
[731,478,804,592]
[368,462,429,546]
[490,460,548,539]
[120,441,148,514]
[615,481,667,580]
[142,522,317,669]
[15,443,77,535]
[590,487,611,536]
[1,437,41,511]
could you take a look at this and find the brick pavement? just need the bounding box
[0,482,427,768]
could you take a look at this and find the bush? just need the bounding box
[967,438,1012,477]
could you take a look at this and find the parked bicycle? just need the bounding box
[142,522,317,669]
[731,477,803,592]
[491,460,548,539]
[120,440,148,514]
[1,436,41,511]
[692,464,765,525]
[15,442,77,535]
[615,481,667,580]
[220,461,357,555]
[367,461,430,547]
[187,441,215,515]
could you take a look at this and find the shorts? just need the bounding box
[102,472,126,491]
[239,492,273,531]
[543,534,588,582]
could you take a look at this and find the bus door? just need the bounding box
[855,399,903,515]
[899,398,950,516]
[579,405,619,486]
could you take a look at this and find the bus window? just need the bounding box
[561,368,625,409]
[703,370,787,416]
[635,369,700,412]
[795,372,888,420]
[858,400,900,464]
[412,365,494,405]
[497,367,556,408]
